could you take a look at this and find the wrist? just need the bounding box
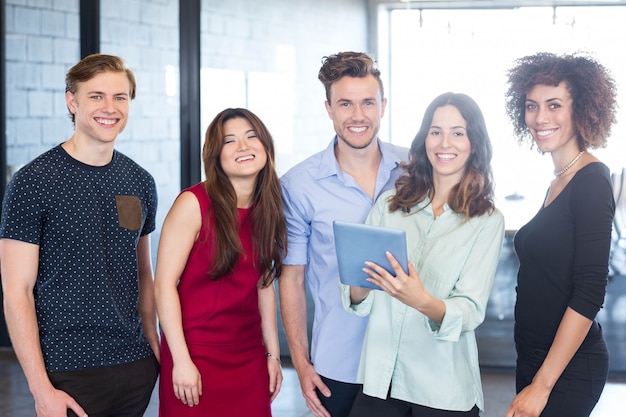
[266,352,281,364]
[350,287,370,305]
[291,355,313,372]
[532,372,557,391]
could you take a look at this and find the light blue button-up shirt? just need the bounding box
[281,137,407,383]
[342,190,505,411]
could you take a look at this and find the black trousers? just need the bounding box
[316,375,362,417]
[348,388,479,417]
[515,339,609,417]
[47,354,159,417]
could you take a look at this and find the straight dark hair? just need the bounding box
[202,108,287,287]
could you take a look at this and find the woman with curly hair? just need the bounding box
[343,92,505,416]
[504,52,617,417]
[155,108,287,416]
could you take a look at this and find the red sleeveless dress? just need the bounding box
[159,183,271,416]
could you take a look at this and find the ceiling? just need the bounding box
[373,0,626,9]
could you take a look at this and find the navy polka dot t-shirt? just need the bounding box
[0,145,158,372]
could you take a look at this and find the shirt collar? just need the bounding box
[314,136,402,181]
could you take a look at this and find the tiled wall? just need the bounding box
[4,0,369,256]
[98,0,181,239]
[199,0,369,172]
[5,0,80,167]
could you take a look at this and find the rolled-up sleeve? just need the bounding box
[425,212,505,341]
[281,180,311,266]
[341,283,374,316]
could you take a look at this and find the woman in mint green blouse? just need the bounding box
[342,92,505,417]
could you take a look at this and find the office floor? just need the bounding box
[1,349,625,417]
[3,238,626,416]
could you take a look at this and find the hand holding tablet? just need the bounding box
[333,221,409,289]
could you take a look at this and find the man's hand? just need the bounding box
[296,362,331,417]
[34,385,87,417]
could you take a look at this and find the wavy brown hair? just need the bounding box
[202,108,287,287]
[505,52,617,150]
[389,92,495,220]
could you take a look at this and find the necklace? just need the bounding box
[554,150,585,177]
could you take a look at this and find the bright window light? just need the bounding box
[386,6,626,230]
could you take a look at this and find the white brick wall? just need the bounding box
[200,0,368,174]
[5,0,79,167]
[97,0,179,254]
[4,0,370,256]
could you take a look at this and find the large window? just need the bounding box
[199,0,369,178]
[385,6,626,230]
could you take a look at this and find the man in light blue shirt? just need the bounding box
[278,51,407,417]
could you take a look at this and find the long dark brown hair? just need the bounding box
[390,92,495,220]
[202,108,287,287]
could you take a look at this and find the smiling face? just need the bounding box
[425,105,472,184]
[324,74,387,150]
[65,71,131,145]
[219,117,268,183]
[524,82,578,154]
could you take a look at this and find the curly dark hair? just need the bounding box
[389,92,496,220]
[318,51,383,102]
[505,52,617,150]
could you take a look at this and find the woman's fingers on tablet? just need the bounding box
[364,261,385,276]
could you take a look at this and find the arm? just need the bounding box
[278,264,331,417]
[137,234,159,361]
[349,286,371,305]
[258,281,282,401]
[505,308,592,417]
[0,239,87,417]
[341,283,373,316]
[154,191,202,407]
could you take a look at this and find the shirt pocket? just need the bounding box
[115,195,143,231]
[418,240,470,299]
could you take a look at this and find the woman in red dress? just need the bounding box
[155,108,287,416]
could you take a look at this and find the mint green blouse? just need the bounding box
[342,189,505,412]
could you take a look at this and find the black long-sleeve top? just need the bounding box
[514,162,615,352]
